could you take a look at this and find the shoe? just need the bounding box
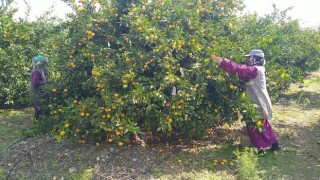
[268,142,281,152]
[258,149,265,154]
[269,146,281,152]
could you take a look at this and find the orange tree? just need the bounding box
[0,1,69,108]
[38,0,253,144]
[0,7,33,107]
[37,0,320,144]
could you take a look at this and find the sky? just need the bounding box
[243,0,320,28]
[11,0,72,20]
[10,0,320,28]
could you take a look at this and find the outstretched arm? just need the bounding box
[211,55,258,80]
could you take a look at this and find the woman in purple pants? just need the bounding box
[30,55,48,119]
[211,49,281,152]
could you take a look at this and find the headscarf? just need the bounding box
[245,49,265,66]
[33,55,48,69]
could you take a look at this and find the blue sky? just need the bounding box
[11,0,320,28]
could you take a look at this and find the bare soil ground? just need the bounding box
[1,72,319,180]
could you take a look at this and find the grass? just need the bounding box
[70,168,95,180]
[0,108,34,153]
[0,72,319,179]
[156,170,234,180]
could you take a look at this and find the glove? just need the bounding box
[210,55,223,65]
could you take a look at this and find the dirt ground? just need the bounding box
[0,72,319,179]
[0,125,238,179]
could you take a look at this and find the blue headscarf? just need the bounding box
[32,55,48,68]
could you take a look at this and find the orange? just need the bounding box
[64,123,70,128]
[166,118,172,123]
[77,7,85,13]
[60,131,66,136]
[85,113,90,117]
[80,112,85,117]
[118,141,124,146]
[51,88,57,93]
[257,121,263,127]
[105,108,111,112]
[217,2,225,7]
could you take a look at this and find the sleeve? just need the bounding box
[218,59,258,80]
[31,70,42,88]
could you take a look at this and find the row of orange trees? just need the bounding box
[1,0,320,144]
[0,2,68,108]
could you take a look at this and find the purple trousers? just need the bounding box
[246,119,277,148]
[33,99,41,118]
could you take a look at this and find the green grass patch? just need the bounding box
[257,152,306,179]
[70,168,95,180]
[0,108,34,153]
[156,169,235,180]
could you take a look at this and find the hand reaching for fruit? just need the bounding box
[210,55,223,64]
